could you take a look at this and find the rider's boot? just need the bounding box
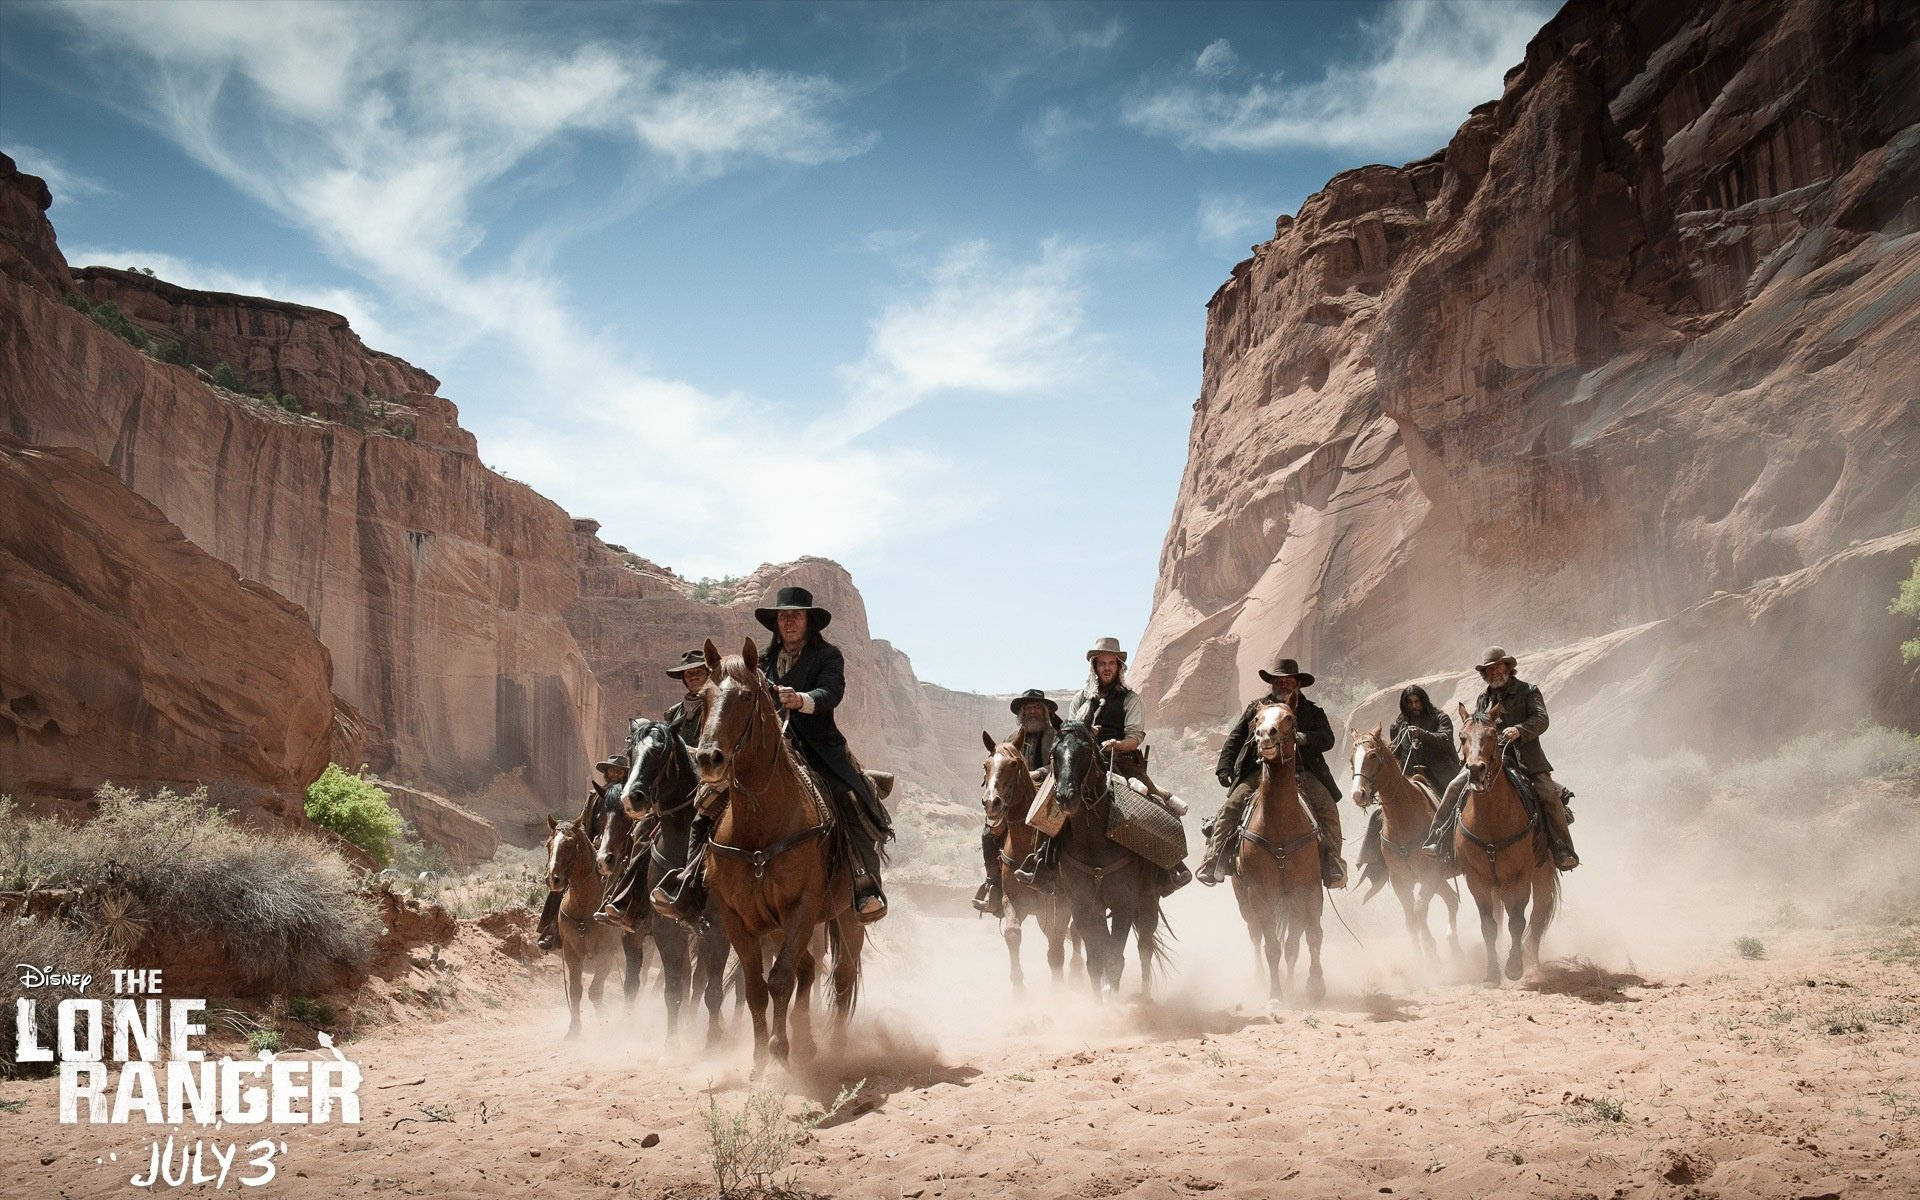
[595,839,648,931]
[535,889,563,951]
[852,836,887,923]
[1536,777,1580,871]
[1013,835,1057,894]
[1195,788,1250,887]
[1319,843,1349,890]
[1421,770,1469,862]
[972,828,1004,916]
[650,811,713,923]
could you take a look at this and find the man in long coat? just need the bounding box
[1197,656,1347,889]
[1357,684,1458,887]
[974,688,1059,916]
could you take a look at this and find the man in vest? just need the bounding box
[974,688,1059,916]
[1420,647,1579,871]
[1196,656,1347,889]
[595,648,712,931]
[663,648,710,746]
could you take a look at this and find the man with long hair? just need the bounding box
[974,689,1059,916]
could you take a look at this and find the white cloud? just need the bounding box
[33,0,923,571]
[1021,105,1096,169]
[1124,0,1552,157]
[1196,195,1272,248]
[5,140,113,201]
[835,238,1100,441]
[1194,39,1237,79]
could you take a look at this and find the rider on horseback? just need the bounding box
[974,688,1058,916]
[538,752,628,951]
[595,649,710,931]
[1419,647,1579,871]
[1356,685,1458,886]
[1196,655,1347,889]
[663,648,711,745]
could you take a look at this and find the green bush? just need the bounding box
[210,361,240,390]
[1893,556,1920,664]
[305,765,404,866]
[247,1029,282,1054]
[155,339,187,365]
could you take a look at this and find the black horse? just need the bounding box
[1051,721,1169,1000]
[609,717,730,1042]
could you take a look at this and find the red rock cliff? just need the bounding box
[0,153,602,813]
[1137,0,1920,730]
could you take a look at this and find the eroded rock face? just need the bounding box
[1138,0,1920,732]
[566,537,1009,805]
[0,154,602,817]
[0,435,334,819]
[378,781,501,868]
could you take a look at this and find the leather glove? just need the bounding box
[1216,768,1235,788]
[1294,731,1307,746]
[1497,727,1521,746]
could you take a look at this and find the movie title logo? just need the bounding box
[13,967,363,1189]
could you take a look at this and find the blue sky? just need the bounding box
[1,0,1552,693]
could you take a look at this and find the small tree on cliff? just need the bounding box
[305,765,403,866]
[1894,555,1920,664]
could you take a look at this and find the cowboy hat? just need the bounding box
[1085,636,1128,663]
[1257,655,1315,687]
[1474,646,1517,674]
[595,753,630,775]
[1008,688,1060,718]
[665,648,708,679]
[754,585,832,633]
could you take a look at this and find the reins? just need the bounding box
[702,666,829,884]
[1457,742,1537,885]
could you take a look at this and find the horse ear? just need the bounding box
[1487,702,1503,723]
[981,730,997,753]
[1455,701,1469,723]
[546,813,557,831]
[1371,722,1383,739]
[742,637,759,674]
[703,638,722,673]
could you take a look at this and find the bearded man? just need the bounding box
[973,688,1059,916]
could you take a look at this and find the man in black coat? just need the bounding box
[759,586,893,922]
[974,689,1059,916]
[1196,656,1346,889]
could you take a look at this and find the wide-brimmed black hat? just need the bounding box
[1257,655,1315,687]
[1008,688,1060,719]
[754,585,832,633]
[665,648,708,679]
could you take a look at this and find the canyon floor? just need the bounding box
[6,884,1919,1200]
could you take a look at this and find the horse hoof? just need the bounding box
[1505,962,1524,981]
[1482,977,1502,990]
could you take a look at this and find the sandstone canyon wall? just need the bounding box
[0,153,603,815]
[1136,0,1920,735]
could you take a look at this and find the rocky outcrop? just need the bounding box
[378,781,501,867]
[0,152,601,817]
[1346,528,1920,756]
[566,531,1008,802]
[0,434,335,819]
[71,267,475,455]
[1138,0,1920,732]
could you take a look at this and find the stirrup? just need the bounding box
[855,888,888,924]
[594,903,639,933]
[972,881,1003,916]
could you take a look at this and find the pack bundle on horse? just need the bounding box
[541,807,623,1038]
[690,638,865,1072]
[1350,726,1461,963]
[1453,703,1558,986]
[1230,702,1326,1004]
[980,730,1080,988]
[610,717,730,1042]
[1050,721,1170,1000]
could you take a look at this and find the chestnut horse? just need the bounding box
[1051,721,1168,1000]
[691,638,863,1071]
[1231,702,1325,1003]
[588,786,649,1005]
[979,731,1079,988]
[1453,703,1558,985]
[1350,725,1461,962]
[542,809,621,1038]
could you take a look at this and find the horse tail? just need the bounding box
[827,917,862,1020]
[1534,864,1561,938]
[1147,906,1177,977]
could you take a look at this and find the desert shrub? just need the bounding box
[701,1081,860,1195]
[247,1029,282,1054]
[288,997,336,1028]
[0,902,115,1078]
[1734,936,1766,959]
[305,765,404,865]
[154,338,187,365]
[1894,556,1920,664]
[0,787,377,999]
[691,574,746,603]
[62,291,150,351]
[210,361,240,390]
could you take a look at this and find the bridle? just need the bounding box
[708,671,782,803]
[627,721,697,817]
[1455,719,1535,879]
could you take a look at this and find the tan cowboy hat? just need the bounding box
[754,585,832,633]
[1475,645,1518,675]
[665,648,708,679]
[1257,655,1315,687]
[1085,636,1128,662]
[595,753,630,776]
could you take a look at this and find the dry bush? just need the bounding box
[701,1081,861,1196]
[0,914,115,1077]
[0,787,377,997]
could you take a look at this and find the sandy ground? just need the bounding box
[6,872,1918,1200]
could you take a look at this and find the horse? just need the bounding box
[1350,725,1462,963]
[541,809,622,1038]
[979,730,1079,988]
[690,637,864,1072]
[1229,702,1326,1004]
[619,716,730,1042]
[1050,720,1168,1001]
[587,784,649,1005]
[1453,702,1559,986]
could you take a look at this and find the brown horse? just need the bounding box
[1349,725,1461,962]
[1231,702,1325,1003]
[542,811,622,1038]
[589,791,651,1005]
[691,638,863,1072]
[1453,703,1559,986]
[979,731,1079,988]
